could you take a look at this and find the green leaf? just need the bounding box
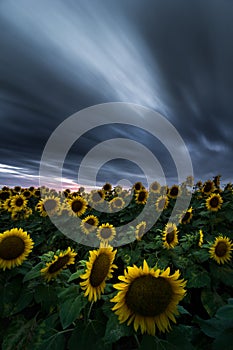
[104,312,133,344]
[67,269,84,282]
[140,335,175,350]
[167,325,195,350]
[194,316,222,338]
[23,262,44,282]
[201,289,224,317]
[11,286,34,315]
[216,305,233,320]
[59,294,88,329]
[34,285,58,313]
[39,332,66,350]
[213,328,233,350]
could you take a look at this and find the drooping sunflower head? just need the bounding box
[13,185,21,193]
[135,221,147,241]
[180,207,193,225]
[209,236,233,265]
[111,260,186,336]
[80,246,117,302]
[2,198,13,212]
[67,195,88,216]
[36,196,61,217]
[149,181,161,194]
[11,194,28,212]
[97,223,116,244]
[213,174,221,188]
[168,185,180,199]
[202,180,215,195]
[155,195,169,212]
[102,183,112,192]
[0,228,34,270]
[109,197,125,212]
[41,247,77,281]
[135,189,148,205]
[206,193,223,212]
[80,215,99,234]
[162,223,179,249]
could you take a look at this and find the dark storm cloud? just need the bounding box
[0,0,233,188]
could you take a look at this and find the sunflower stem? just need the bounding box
[134,334,140,349]
[87,300,94,320]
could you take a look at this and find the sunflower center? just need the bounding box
[215,242,227,257]
[126,275,173,317]
[15,198,24,207]
[134,183,142,191]
[71,200,83,212]
[100,228,112,239]
[44,199,57,211]
[137,192,146,202]
[152,183,159,191]
[114,199,122,207]
[204,183,212,192]
[158,199,166,210]
[86,218,95,226]
[170,187,178,196]
[182,212,190,223]
[90,253,110,287]
[92,192,102,202]
[166,230,175,244]
[0,236,25,260]
[48,255,70,273]
[0,191,10,200]
[209,197,219,208]
[138,226,145,238]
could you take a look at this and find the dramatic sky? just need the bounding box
[0,0,232,189]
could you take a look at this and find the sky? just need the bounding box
[0,0,233,190]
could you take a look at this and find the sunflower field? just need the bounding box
[0,176,233,349]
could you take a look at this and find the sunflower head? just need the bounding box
[202,180,215,195]
[36,196,61,216]
[0,228,34,270]
[67,195,88,216]
[80,215,99,234]
[149,181,161,193]
[162,223,179,249]
[209,236,233,264]
[111,260,186,336]
[180,207,193,224]
[135,189,148,205]
[41,247,77,281]
[11,194,28,212]
[89,190,105,205]
[135,221,147,241]
[155,195,169,212]
[102,183,112,192]
[109,197,125,212]
[168,185,180,199]
[206,193,223,212]
[80,246,117,302]
[186,175,194,187]
[133,182,143,192]
[97,223,116,244]
[0,190,11,201]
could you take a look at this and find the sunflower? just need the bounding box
[168,185,180,199]
[202,180,215,196]
[206,193,223,212]
[41,247,77,281]
[155,195,169,212]
[80,215,99,234]
[0,228,34,270]
[2,198,13,212]
[135,189,148,205]
[58,202,74,216]
[135,221,147,241]
[67,195,87,216]
[186,175,194,187]
[11,207,32,221]
[21,189,32,199]
[114,185,123,194]
[180,207,193,224]
[162,223,179,249]
[89,190,105,205]
[36,196,61,217]
[33,188,41,198]
[109,197,125,212]
[149,181,161,194]
[14,185,21,193]
[80,246,117,302]
[102,182,112,192]
[209,236,233,265]
[97,223,116,243]
[133,182,143,192]
[111,260,186,336]
[11,194,28,212]
[0,190,11,202]
[198,230,204,247]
